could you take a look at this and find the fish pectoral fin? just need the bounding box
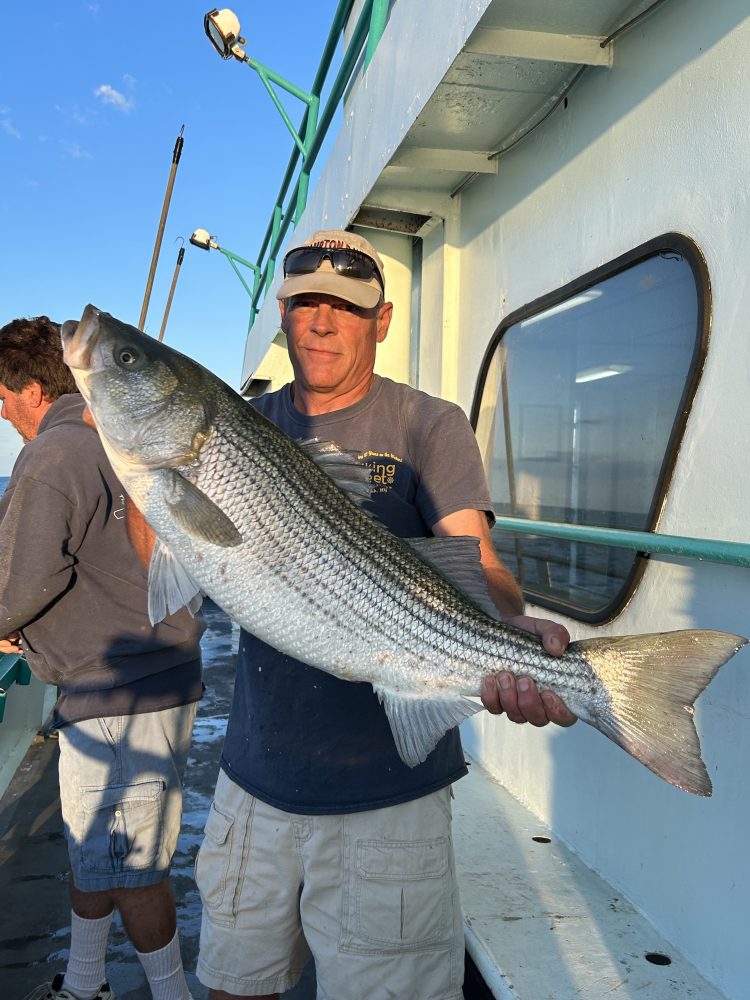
[298,438,373,504]
[375,686,484,767]
[405,536,502,621]
[164,472,242,547]
[148,538,204,624]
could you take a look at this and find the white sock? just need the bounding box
[62,909,113,999]
[136,929,192,1000]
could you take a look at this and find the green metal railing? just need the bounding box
[216,0,390,330]
[493,516,750,569]
[0,653,31,724]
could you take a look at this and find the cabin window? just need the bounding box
[472,235,708,622]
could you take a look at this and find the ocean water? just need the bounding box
[0,475,9,499]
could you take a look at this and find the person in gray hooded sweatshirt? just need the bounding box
[0,315,203,1000]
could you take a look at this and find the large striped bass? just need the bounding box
[61,305,746,796]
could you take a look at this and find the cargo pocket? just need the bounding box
[194,801,237,926]
[341,837,451,955]
[81,779,165,874]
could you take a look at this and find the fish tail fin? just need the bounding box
[575,630,746,796]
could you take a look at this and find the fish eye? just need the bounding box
[116,346,140,368]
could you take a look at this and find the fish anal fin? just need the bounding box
[148,538,204,624]
[165,472,242,547]
[577,630,747,796]
[375,686,484,767]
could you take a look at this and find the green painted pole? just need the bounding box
[266,205,283,291]
[492,515,750,569]
[217,248,261,299]
[294,98,320,223]
[365,0,389,67]
[245,58,318,158]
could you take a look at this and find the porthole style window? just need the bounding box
[472,235,708,622]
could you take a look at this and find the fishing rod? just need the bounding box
[158,238,186,343]
[138,125,185,333]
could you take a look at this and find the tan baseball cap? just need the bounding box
[276,229,386,309]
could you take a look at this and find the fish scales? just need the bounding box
[61,305,747,795]
[145,369,599,696]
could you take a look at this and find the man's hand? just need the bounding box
[0,632,24,655]
[480,615,577,727]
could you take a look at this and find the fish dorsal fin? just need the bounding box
[298,438,373,504]
[405,536,502,621]
[375,686,484,767]
[147,538,204,624]
[164,471,242,547]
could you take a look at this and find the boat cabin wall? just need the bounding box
[414,4,750,996]
[245,1,750,994]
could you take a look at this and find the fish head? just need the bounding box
[61,304,213,473]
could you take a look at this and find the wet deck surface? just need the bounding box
[0,602,315,1000]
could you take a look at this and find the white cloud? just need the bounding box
[2,118,21,139]
[94,84,135,112]
[55,102,94,126]
[59,140,91,159]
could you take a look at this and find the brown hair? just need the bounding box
[0,315,77,400]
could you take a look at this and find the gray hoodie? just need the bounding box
[0,394,203,711]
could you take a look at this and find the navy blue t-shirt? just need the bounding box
[219,376,494,814]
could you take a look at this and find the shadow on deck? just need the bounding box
[0,602,315,1000]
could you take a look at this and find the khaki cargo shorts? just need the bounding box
[196,769,465,999]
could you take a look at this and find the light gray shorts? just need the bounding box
[58,703,197,892]
[196,770,465,1000]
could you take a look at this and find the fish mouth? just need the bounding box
[61,304,103,373]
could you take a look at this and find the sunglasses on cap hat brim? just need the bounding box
[282,246,385,294]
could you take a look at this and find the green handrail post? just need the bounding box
[0,653,31,724]
[294,99,320,224]
[365,0,389,67]
[266,205,284,292]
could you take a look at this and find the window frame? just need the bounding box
[470,232,711,623]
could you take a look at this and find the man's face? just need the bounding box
[280,293,392,403]
[0,382,42,442]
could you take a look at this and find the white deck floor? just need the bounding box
[453,758,725,999]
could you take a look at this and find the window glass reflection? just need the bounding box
[475,249,702,618]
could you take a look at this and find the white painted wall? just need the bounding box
[364,228,413,383]
[454,2,750,996]
[244,0,750,994]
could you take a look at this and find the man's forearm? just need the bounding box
[482,562,525,618]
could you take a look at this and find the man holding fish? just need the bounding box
[193,230,575,1000]
[60,233,743,1000]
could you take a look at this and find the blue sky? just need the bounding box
[0,0,339,473]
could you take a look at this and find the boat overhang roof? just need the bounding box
[349,0,659,233]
